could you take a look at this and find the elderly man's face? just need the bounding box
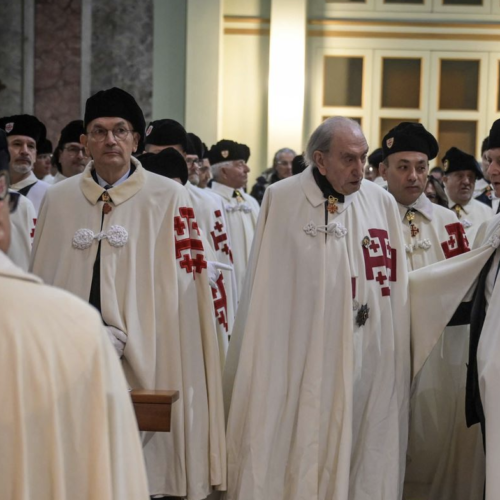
[314,126,368,195]
[443,170,476,205]
[380,151,429,206]
[198,158,212,188]
[82,117,138,171]
[487,148,500,198]
[186,154,201,185]
[221,159,250,189]
[7,135,36,176]
[59,142,88,177]
[481,149,491,181]
[275,152,294,180]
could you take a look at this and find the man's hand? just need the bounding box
[104,325,127,357]
[207,261,233,288]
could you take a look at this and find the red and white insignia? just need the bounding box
[221,150,229,158]
[441,222,470,259]
[386,137,394,149]
[146,124,153,136]
[211,209,233,263]
[362,228,397,297]
[212,274,229,332]
[5,122,14,133]
[174,207,207,279]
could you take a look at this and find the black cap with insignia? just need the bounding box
[0,114,47,145]
[37,138,53,155]
[145,119,188,151]
[487,118,500,150]
[84,87,146,141]
[382,122,439,161]
[208,139,245,165]
[442,146,483,179]
[139,148,188,185]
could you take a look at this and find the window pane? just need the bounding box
[324,57,363,107]
[438,120,477,157]
[385,0,423,5]
[443,0,481,6]
[497,61,500,112]
[439,60,479,110]
[326,0,365,4]
[380,118,420,142]
[382,58,421,109]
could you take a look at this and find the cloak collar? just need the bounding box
[398,193,434,222]
[0,251,42,285]
[11,171,39,190]
[300,166,357,212]
[80,156,146,206]
[211,181,238,202]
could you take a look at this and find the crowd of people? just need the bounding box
[2,85,500,500]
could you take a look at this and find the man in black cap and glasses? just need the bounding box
[0,114,50,214]
[31,87,226,499]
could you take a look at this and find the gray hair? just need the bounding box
[211,160,232,181]
[272,147,296,168]
[304,117,363,169]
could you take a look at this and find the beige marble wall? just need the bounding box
[91,0,153,123]
[0,0,24,116]
[34,0,82,145]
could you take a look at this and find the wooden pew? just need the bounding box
[130,390,179,432]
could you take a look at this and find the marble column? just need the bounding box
[91,0,153,124]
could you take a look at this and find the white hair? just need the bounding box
[304,117,363,169]
[211,160,232,181]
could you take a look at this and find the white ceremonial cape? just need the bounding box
[11,171,50,214]
[186,181,237,357]
[52,171,67,184]
[0,251,149,500]
[210,181,259,299]
[449,197,494,245]
[8,191,36,271]
[397,194,484,500]
[223,167,410,500]
[30,158,226,500]
[409,215,500,500]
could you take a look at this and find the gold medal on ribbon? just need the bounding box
[327,195,338,214]
[234,190,244,203]
[102,191,110,202]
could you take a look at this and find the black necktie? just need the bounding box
[496,202,500,215]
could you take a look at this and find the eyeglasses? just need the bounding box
[186,157,202,166]
[276,160,292,167]
[88,126,135,142]
[63,146,88,157]
[37,153,53,160]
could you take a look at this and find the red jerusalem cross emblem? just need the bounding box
[211,209,233,263]
[441,222,470,259]
[212,274,229,332]
[362,228,397,297]
[174,207,207,278]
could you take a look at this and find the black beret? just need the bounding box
[0,114,46,145]
[84,87,146,141]
[208,139,245,165]
[37,138,53,155]
[58,120,85,149]
[292,154,306,176]
[0,129,10,175]
[368,148,384,167]
[145,119,188,151]
[187,132,204,158]
[442,146,483,179]
[139,148,188,185]
[239,143,251,162]
[487,119,500,150]
[382,122,438,161]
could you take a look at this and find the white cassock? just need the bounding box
[210,181,259,299]
[8,191,36,271]
[374,176,387,189]
[30,158,226,499]
[409,215,500,500]
[186,181,237,358]
[448,196,493,244]
[223,167,410,500]
[10,171,50,214]
[0,251,149,500]
[397,194,484,500]
[52,171,67,184]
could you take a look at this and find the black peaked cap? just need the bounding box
[0,114,46,145]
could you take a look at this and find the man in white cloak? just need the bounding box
[208,140,259,299]
[0,137,150,500]
[379,122,484,500]
[223,117,410,500]
[443,147,493,244]
[0,114,50,214]
[409,117,500,500]
[30,87,226,500]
